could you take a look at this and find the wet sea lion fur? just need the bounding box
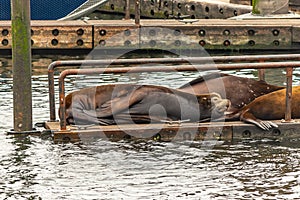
[179,72,284,112]
[62,84,230,126]
[227,86,300,130]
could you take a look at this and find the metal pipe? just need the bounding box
[258,69,265,81]
[58,74,66,129]
[285,67,293,122]
[48,68,56,121]
[11,0,33,132]
[47,53,300,73]
[125,0,130,20]
[48,54,300,122]
[258,59,266,81]
[135,0,140,25]
[58,61,300,130]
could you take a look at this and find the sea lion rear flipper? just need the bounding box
[240,109,278,130]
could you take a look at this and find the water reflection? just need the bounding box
[2,136,299,199]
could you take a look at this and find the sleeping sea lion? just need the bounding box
[179,72,284,112]
[227,86,300,130]
[62,84,230,125]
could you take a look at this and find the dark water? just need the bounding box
[1,53,300,199]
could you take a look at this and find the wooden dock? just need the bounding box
[45,120,300,143]
[1,19,300,51]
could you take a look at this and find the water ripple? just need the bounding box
[1,60,300,199]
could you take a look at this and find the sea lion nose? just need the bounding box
[216,99,231,113]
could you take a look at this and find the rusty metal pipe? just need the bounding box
[285,67,293,122]
[125,0,130,20]
[49,53,300,122]
[58,61,300,130]
[48,54,300,72]
[135,0,140,25]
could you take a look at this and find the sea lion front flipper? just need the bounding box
[93,89,146,117]
[240,109,278,130]
[69,107,114,125]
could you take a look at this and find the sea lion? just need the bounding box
[62,84,230,126]
[179,72,284,112]
[227,86,300,130]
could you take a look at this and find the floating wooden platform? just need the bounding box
[1,19,300,51]
[45,120,300,143]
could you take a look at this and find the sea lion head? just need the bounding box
[211,93,231,118]
[198,93,230,119]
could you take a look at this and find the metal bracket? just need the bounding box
[178,19,199,24]
[69,124,96,130]
[160,119,190,126]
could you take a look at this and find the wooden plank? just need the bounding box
[47,119,300,143]
[92,20,138,48]
[292,26,300,42]
[1,19,300,50]
[0,20,94,49]
[48,121,233,142]
[31,21,93,49]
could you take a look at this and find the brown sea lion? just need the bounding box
[62,84,230,126]
[179,72,284,112]
[227,86,300,130]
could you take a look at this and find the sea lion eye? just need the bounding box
[201,97,211,107]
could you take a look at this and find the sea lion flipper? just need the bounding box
[81,110,114,125]
[94,89,145,117]
[97,97,124,116]
[262,120,278,129]
[240,109,278,130]
[256,120,278,130]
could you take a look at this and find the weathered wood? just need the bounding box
[11,0,33,132]
[1,19,300,51]
[47,122,233,142]
[47,120,300,143]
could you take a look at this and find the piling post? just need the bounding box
[11,0,33,132]
[285,67,293,122]
[125,0,130,20]
[252,0,289,15]
[135,0,140,25]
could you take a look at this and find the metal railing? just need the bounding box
[47,54,300,130]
